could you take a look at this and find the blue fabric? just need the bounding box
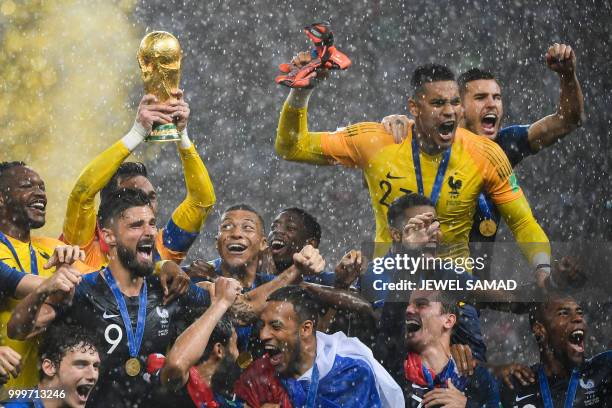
[303,271,336,286]
[284,356,382,408]
[496,125,533,167]
[162,218,199,252]
[0,260,26,297]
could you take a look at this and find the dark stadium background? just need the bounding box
[2,0,610,366]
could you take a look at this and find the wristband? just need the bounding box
[121,121,148,151]
[178,127,192,149]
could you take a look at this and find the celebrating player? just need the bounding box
[8,188,211,408]
[401,290,500,407]
[0,162,93,390]
[3,324,100,408]
[382,43,584,278]
[500,295,611,407]
[62,90,215,269]
[149,277,243,407]
[275,60,551,285]
[235,285,405,407]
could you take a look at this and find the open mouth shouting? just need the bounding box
[135,239,154,263]
[75,383,95,404]
[480,112,498,136]
[567,328,585,355]
[269,237,287,255]
[227,242,248,255]
[264,343,285,367]
[438,121,456,142]
[405,314,423,335]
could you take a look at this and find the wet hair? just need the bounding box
[528,294,577,328]
[280,207,322,246]
[39,324,99,380]
[100,162,148,205]
[200,316,235,362]
[411,63,455,96]
[457,68,498,96]
[0,161,27,191]
[97,188,152,228]
[222,203,265,233]
[387,193,435,229]
[267,285,319,326]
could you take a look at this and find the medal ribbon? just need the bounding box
[477,193,495,220]
[0,231,38,275]
[103,268,147,358]
[538,366,580,408]
[411,136,452,207]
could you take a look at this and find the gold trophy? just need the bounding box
[137,31,183,142]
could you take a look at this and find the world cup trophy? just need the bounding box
[137,31,183,142]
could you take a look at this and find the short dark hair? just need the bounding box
[280,207,322,246]
[39,324,99,380]
[200,316,234,362]
[267,285,319,326]
[97,188,152,228]
[387,193,434,229]
[528,294,576,328]
[222,204,265,232]
[100,162,148,205]
[457,68,497,96]
[0,161,27,191]
[412,64,455,95]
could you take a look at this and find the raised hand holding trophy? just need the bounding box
[137,31,183,142]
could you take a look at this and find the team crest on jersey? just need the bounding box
[447,175,462,198]
[156,306,169,319]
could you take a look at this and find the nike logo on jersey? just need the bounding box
[386,172,405,179]
[515,394,534,402]
[103,311,119,319]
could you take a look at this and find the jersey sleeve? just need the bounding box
[466,366,501,408]
[497,125,534,167]
[63,140,131,246]
[497,196,551,266]
[156,144,216,263]
[0,261,26,297]
[471,135,524,205]
[276,102,393,168]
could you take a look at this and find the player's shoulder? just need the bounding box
[336,121,392,140]
[586,350,612,367]
[457,128,512,171]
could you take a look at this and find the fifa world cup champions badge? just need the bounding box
[137,31,183,142]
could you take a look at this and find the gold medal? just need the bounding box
[125,358,141,377]
[479,219,497,237]
[236,351,253,369]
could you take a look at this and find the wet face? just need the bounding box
[47,344,100,407]
[461,79,503,139]
[118,176,158,214]
[268,211,312,271]
[404,290,456,352]
[0,166,47,230]
[538,298,587,367]
[216,210,266,273]
[259,301,310,377]
[410,81,462,151]
[105,206,157,277]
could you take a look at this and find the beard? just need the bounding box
[284,335,303,378]
[117,241,154,277]
[210,353,242,398]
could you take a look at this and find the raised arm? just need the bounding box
[7,264,81,340]
[161,277,241,390]
[157,90,216,263]
[63,95,174,245]
[527,43,585,151]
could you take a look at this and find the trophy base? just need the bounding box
[147,123,181,142]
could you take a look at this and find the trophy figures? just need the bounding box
[137,31,183,142]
